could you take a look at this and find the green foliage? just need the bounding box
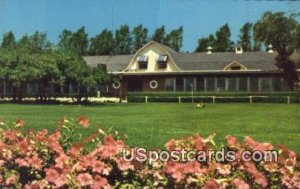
[1,31,16,49]
[165,26,184,52]
[254,12,299,89]
[114,25,132,54]
[132,24,148,52]
[238,22,253,51]
[215,23,233,52]
[195,34,215,52]
[89,29,115,55]
[152,26,166,44]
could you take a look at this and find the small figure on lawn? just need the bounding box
[196,102,206,108]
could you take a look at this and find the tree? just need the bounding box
[165,26,183,52]
[195,34,215,52]
[132,25,148,52]
[71,27,89,55]
[254,11,299,89]
[238,22,253,51]
[89,29,114,55]
[152,26,166,44]
[17,32,51,54]
[58,29,73,52]
[1,31,16,49]
[214,24,232,52]
[58,27,89,55]
[114,25,132,54]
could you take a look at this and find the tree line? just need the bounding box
[58,25,184,56]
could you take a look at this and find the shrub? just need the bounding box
[0,117,299,188]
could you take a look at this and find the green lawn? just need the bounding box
[0,103,299,151]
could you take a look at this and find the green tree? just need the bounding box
[214,24,232,52]
[132,24,148,51]
[58,27,89,55]
[152,26,166,44]
[165,26,183,52]
[238,22,253,51]
[1,31,16,49]
[58,29,73,52]
[114,25,132,54]
[71,27,89,55]
[195,34,215,52]
[89,29,114,55]
[17,32,51,54]
[254,11,299,89]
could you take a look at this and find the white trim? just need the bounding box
[149,80,158,89]
[223,61,248,71]
[112,81,121,89]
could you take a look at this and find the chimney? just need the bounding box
[267,44,274,53]
[235,45,243,54]
[207,46,212,54]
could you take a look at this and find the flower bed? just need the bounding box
[0,117,299,188]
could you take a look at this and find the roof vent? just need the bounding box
[207,46,212,54]
[235,46,243,54]
[267,44,274,53]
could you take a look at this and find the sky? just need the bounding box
[0,0,299,52]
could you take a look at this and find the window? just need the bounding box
[216,77,225,91]
[176,78,184,91]
[165,78,175,91]
[231,66,241,70]
[185,78,194,91]
[206,77,215,91]
[157,55,168,69]
[137,55,148,69]
[196,78,204,91]
[227,77,237,91]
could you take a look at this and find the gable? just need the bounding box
[223,61,248,71]
[124,41,180,72]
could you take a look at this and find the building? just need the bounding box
[84,41,300,98]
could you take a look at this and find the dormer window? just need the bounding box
[157,55,168,69]
[137,55,148,69]
[231,66,241,70]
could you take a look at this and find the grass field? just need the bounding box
[0,103,299,151]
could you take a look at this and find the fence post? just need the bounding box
[287,96,290,104]
[145,96,148,103]
[178,96,181,103]
[249,96,252,104]
[213,96,216,103]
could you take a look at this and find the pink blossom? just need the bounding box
[15,119,25,128]
[15,158,29,167]
[116,158,134,171]
[202,179,221,189]
[5,174,17,185]
[165,139,176,151]
[92,160,105,173]
[45,168,60,183]
[78,115,90,128]
[231,178,250,189]
[215,163,231,175]
[226,135,239,148]
[76,173,93,187]
[28,155,43,170]
[55,153,69,168]
[91,175,109,189]
[194,134,206,150]
[54,175,68,188]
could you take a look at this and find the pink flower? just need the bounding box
[226,135,239,148]
[231,178,250,189]
[15,158,29,167]
[244,136,273,151]
[202,179,221,189]
[91,175,109,189]
[5,174,17,185]
[215,163,231,175]
[165,139,176,151]
[5,130,18,141]
[55,153,69,168]
[45,168,60,183]
[15,119,25,128]
[54,175,68,188]
[194,134,206,150]
[116,158,134,171]
[76,173,93,187]
[92,160,105,173]
[78,115,90,128]
[28,155,43,170]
